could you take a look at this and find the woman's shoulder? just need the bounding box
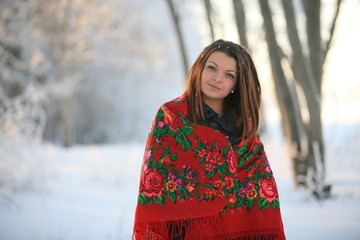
[162,93,187,106]
[160,93,188,114]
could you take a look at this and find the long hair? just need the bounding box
[185,39,261,141]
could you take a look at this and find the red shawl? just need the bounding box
[133,95,285,240]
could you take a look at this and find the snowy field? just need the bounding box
[0,124,359,240]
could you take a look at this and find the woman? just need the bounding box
[133,39,285,239]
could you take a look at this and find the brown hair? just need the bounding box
[185,39,261,141]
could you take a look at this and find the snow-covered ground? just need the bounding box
[0,144,143,240]
[0,124,359,240]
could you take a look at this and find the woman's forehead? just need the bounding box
[207,51,237,71]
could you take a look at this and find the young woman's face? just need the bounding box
[200,51,237,104]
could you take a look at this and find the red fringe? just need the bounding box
[132,216,285,240]
[214,228,286,240]
[132,215,219,240]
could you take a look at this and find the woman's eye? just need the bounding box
[225,73,235,79]
[207,65,216,71]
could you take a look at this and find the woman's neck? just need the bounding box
[203,98,224,117]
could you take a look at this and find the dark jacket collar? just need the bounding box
[202,103,238,135]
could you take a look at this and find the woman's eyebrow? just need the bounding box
[208,60,236,73]
[208,61,218,67]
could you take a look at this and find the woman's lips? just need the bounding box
[208,83,221,90]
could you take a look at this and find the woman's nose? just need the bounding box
[213,71,222,82]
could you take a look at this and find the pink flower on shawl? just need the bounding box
[175,178,184,188]
[246,188,257,199]
[239,188,247,197]
[205,162,216,172]
[200,142,224,165]
[168,173,177,181]
[186,171,194,179]
[143,149,151,161]
[247,168,257,178]
[229,194,236,204]
[186,183,195,193]
[223,177,234,190]
[206,188,216,197]
[155,138,164,145]
[207,151,223,165]
[141,169,164,197]
[161,155,171,163]
[165,181,176,192]
[198,145,211,158]
[246,181,255,189]
[226,151,237,173]
[265,165,272,174]
[164,110,182,130]
[157,120,165,129]
[182,165,191,170]
[214,180,223,189]
[259,177,278,202]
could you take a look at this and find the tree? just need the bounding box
[203,0,215,41]
[165,0,189,78]
[0,0,47,148]
[258,0,342,198]
[0,0,128,147]
[32,0,123,147]
[233,0,249,49]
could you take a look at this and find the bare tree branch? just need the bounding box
[323,0,343,65]
[204,0,215,41]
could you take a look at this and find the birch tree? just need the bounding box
[258,0,342,198]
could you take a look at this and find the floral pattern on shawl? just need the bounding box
[137,96,280,213]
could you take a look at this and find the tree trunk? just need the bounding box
[60,94,73,147]
[203,0,215,41]
[254,0,342,198]
[258,0,304,169]
[52,0,74,148]
[324,0,343,64]
[232,0,249,50]
[232,0,271,135]
[302,0,322,90]
[301,0,335,198]
[165,0,189,78]
[280,0,321,186]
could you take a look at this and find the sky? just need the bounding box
[322,0,360,125]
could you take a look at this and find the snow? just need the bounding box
[0,145,143,240]
[0,124,360,240]
[264,124,360,240]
